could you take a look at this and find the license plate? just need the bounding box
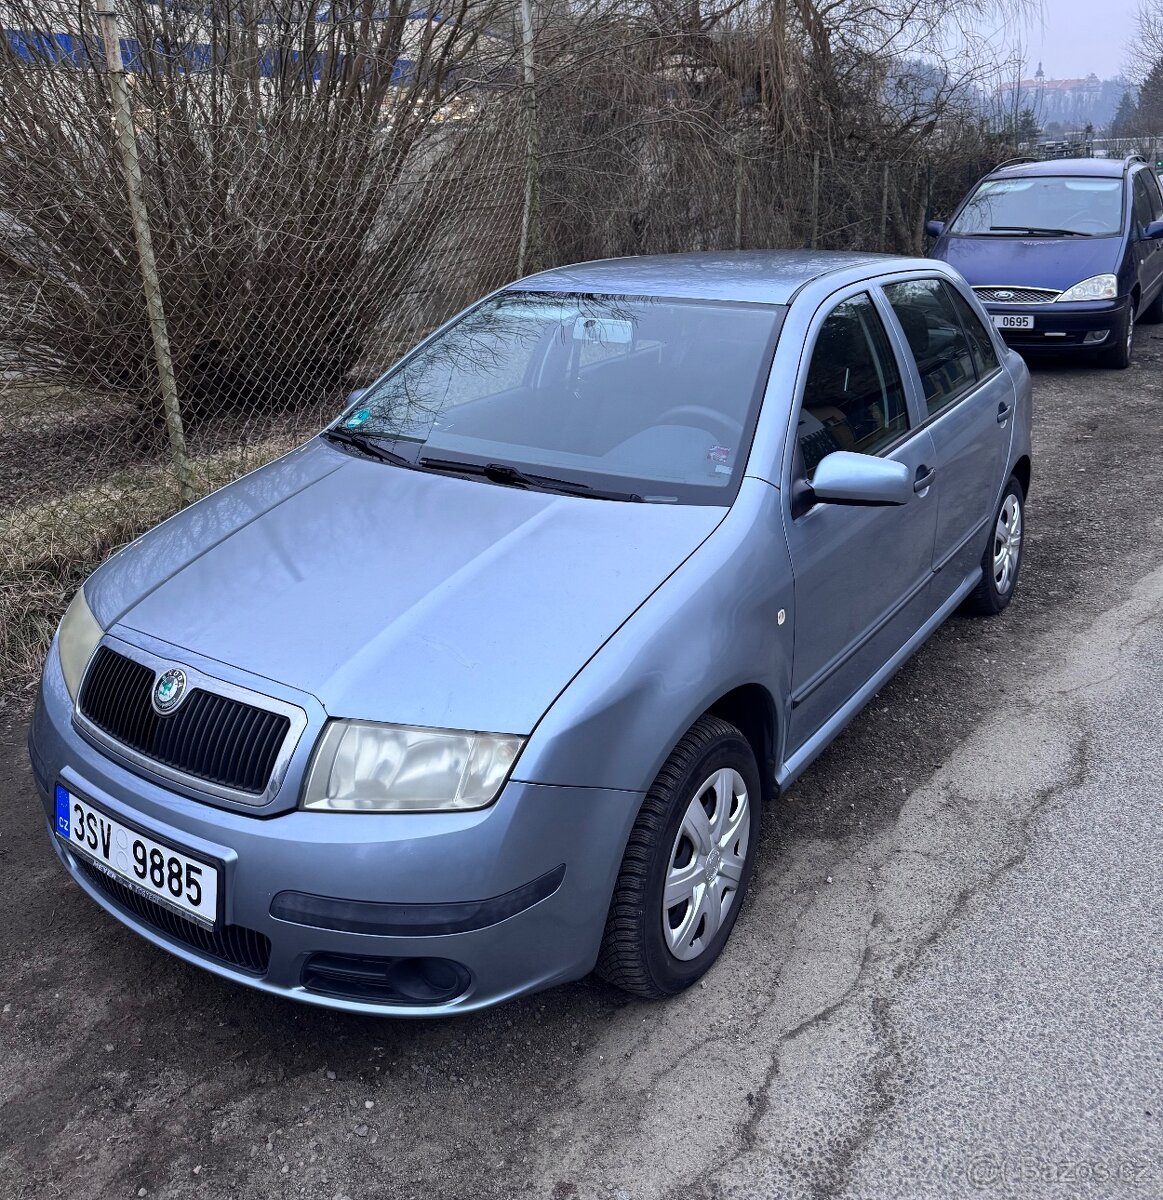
[992,314,1033,329]
[55,785,219,928]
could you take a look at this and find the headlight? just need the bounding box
[57,587,103,701]
[1056,274,1118,302]
[302,721,525,812]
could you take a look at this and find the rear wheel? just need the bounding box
[597,716,761,999]
[963,476,1024,616]
[1100,309,1134,368]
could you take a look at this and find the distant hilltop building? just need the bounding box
[998,64,1125,129]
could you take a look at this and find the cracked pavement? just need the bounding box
[2,337,1162,1199]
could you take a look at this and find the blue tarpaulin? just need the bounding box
[5,29,416,82]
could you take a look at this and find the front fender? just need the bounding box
[512,477,794,795]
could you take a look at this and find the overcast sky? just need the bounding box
[991,0,1140,81]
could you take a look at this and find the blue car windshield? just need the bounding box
[949,176,1124,237]
[333,291,784,504]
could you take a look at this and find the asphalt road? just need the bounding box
[2,336,1161,1200]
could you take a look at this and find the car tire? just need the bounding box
[1100,309,1134,368]
[1141,286,1163,324]
[963,475,1024,616]
[596,715,762,999]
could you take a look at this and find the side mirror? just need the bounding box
[346,387,369,405]
[811,451,912,507]
[1145,218,1163,240]
[926,219,946,238]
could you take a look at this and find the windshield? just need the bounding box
[948,176,1124,237]
[330,291,784,504]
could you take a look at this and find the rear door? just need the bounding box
[880,276,1014,598]
[782,289,938,754]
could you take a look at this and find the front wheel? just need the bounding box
[1140,286,1163,324]
[963,476,1024,616]
[597,716,761,999]
[1100,309,1134,368]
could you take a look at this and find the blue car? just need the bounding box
[29,252,1032,1016]
[927,155,1163,368]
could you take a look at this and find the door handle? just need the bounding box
[913,465,936,493]
[997,402,1013,425]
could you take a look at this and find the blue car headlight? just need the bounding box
[1056,274,1118,302]
[57,588,104,702]
[302,720,525,813]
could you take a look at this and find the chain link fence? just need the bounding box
[0,1,963,693]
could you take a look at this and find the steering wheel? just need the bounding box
[1064,214,1109,233]
[656,405,744,446]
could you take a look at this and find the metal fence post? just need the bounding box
[810,151,820,249]
[880,162,890,251]
[516,0,540,278]
[924,160,934,251]
[96,1,195,507]
[734,134,745,250]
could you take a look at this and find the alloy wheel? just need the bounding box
[993,492,1023,594]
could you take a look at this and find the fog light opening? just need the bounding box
[1083,330,1111,345]
[301,952,471,1005]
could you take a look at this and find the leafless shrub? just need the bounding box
[0,0,521,435]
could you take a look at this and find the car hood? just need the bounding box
[932,234,1121,291]
[87,440,725,734]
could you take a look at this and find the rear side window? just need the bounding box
[942,284,1001,378]
[883,280,977,417]
[797,292,909,479]
[1146,172,1163,220]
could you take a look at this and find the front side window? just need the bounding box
[334,291,784,505]
[796,292,909,479]
[948,176,1124,238]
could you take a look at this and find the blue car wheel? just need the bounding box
[1101,309,1134,369]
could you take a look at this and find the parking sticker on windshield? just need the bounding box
[573,316,634,345]
[344,408,371,428]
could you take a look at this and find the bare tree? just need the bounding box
[524,0,1035,260]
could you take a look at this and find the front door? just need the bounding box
[783,291,939,755]
[1131,170,1163,310]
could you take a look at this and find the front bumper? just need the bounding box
[985,297,1131,351]
[28,653,643,1017]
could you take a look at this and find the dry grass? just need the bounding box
[0,434,301,698]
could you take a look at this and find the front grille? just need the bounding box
[78,646,290,795]
[74,857,271,975]
[974,285,1060,304]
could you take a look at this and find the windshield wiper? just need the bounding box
[323,426,414,468]
[419,456,644,502]
[988,225,1092,237]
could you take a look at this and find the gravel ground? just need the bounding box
[1,333,1161,1200]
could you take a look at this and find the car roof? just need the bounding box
[989,157,1132,181]
[507,250,905,305]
